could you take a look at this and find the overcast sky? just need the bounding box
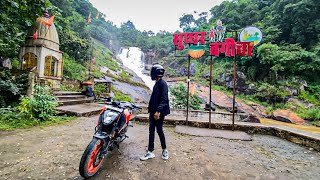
[89,0,224,33]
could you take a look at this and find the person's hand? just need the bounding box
[154,112,160,120]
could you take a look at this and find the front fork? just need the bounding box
[94,122,133,157]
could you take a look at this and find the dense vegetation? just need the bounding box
[171,0,320,123]
[0,0,319,124]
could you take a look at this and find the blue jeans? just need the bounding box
[148,114,166,152]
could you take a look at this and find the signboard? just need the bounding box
[239,26,263,46]
[210,38,253,57]
[173,33,253,57]
[172,22,263,58]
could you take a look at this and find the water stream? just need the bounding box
[117,47,154,90]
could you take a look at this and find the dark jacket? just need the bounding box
[148,79,170,116]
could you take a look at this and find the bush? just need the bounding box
[170,83,203,110]
[94,83,107,98]
[19,86,58,120]
[0,108,31,130]
[0,68,29,107]
[298,90,320,106]
[0,107,74,130]
[255,83,290,105]
[297,107,320,121]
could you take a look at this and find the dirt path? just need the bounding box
[0,116,319,180]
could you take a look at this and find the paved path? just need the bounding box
[0,116,319,179]
[175,126,252,141]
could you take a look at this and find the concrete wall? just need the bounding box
[168,109,246,122]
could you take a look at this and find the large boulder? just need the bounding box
[169,61,179,69]
[240,114,261,123]
[178,66,187,76]
[272,110,305,124]
[190,63,196,76]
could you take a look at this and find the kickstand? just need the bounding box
[117,144,122,155]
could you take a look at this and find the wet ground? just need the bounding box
[0,116,319,180]
[260,118,320,135]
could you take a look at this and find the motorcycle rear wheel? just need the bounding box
[79,138,106,178]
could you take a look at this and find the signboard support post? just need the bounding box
[209,55,213,129]
[186,54,191,126]
[231,31,238,131]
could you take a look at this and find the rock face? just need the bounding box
[272,110,305,124]
[169,62,196,77]
[218,71,250,93]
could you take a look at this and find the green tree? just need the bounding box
[179,14,195,32]
[0,0,49,57]
[170,83,203,110]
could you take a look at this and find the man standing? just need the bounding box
[140,64,170,160]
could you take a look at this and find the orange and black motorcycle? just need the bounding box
[79,100,141,178]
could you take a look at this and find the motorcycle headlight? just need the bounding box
[101,110,119,125]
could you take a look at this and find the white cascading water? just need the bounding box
[117,47,154,90]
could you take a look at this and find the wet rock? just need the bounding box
[202,73,210,79]
[287,98,315,109]
[169,62,179,69]
[178,67,187,76]
[236,71,248,91]
[240,114,261,123]
[204,102,216,111]
[272,110,305,124]
[286,87,299,96]
[190,63,196,76]
[299,80,308,91]
[218,71,249,92]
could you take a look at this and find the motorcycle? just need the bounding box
[79,99,141,178]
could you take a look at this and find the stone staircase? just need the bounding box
[54,91,94,106]
[54,91,104,117]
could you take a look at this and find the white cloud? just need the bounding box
[89,0,224,33]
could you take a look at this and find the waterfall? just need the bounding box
[117,47,155,90]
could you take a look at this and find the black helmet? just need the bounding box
[151,64,165,80]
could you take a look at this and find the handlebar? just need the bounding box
[101,97,142,110]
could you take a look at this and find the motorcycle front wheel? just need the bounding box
[79,138,106,178]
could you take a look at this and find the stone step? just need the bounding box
[53,91,82,96]
[58,98,94,106]
[56,103,105,117]
[56,95,87,100]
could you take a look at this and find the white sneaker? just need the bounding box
[162,149,169,160]
[140,151,155,161]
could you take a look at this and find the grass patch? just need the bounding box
[298,91,320,106]
[93,39,120,72]
[63,54,87,81]
[112,87,132,102]
[296,106,320,121]
[0,109,75,130]
[105,71,149,90]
